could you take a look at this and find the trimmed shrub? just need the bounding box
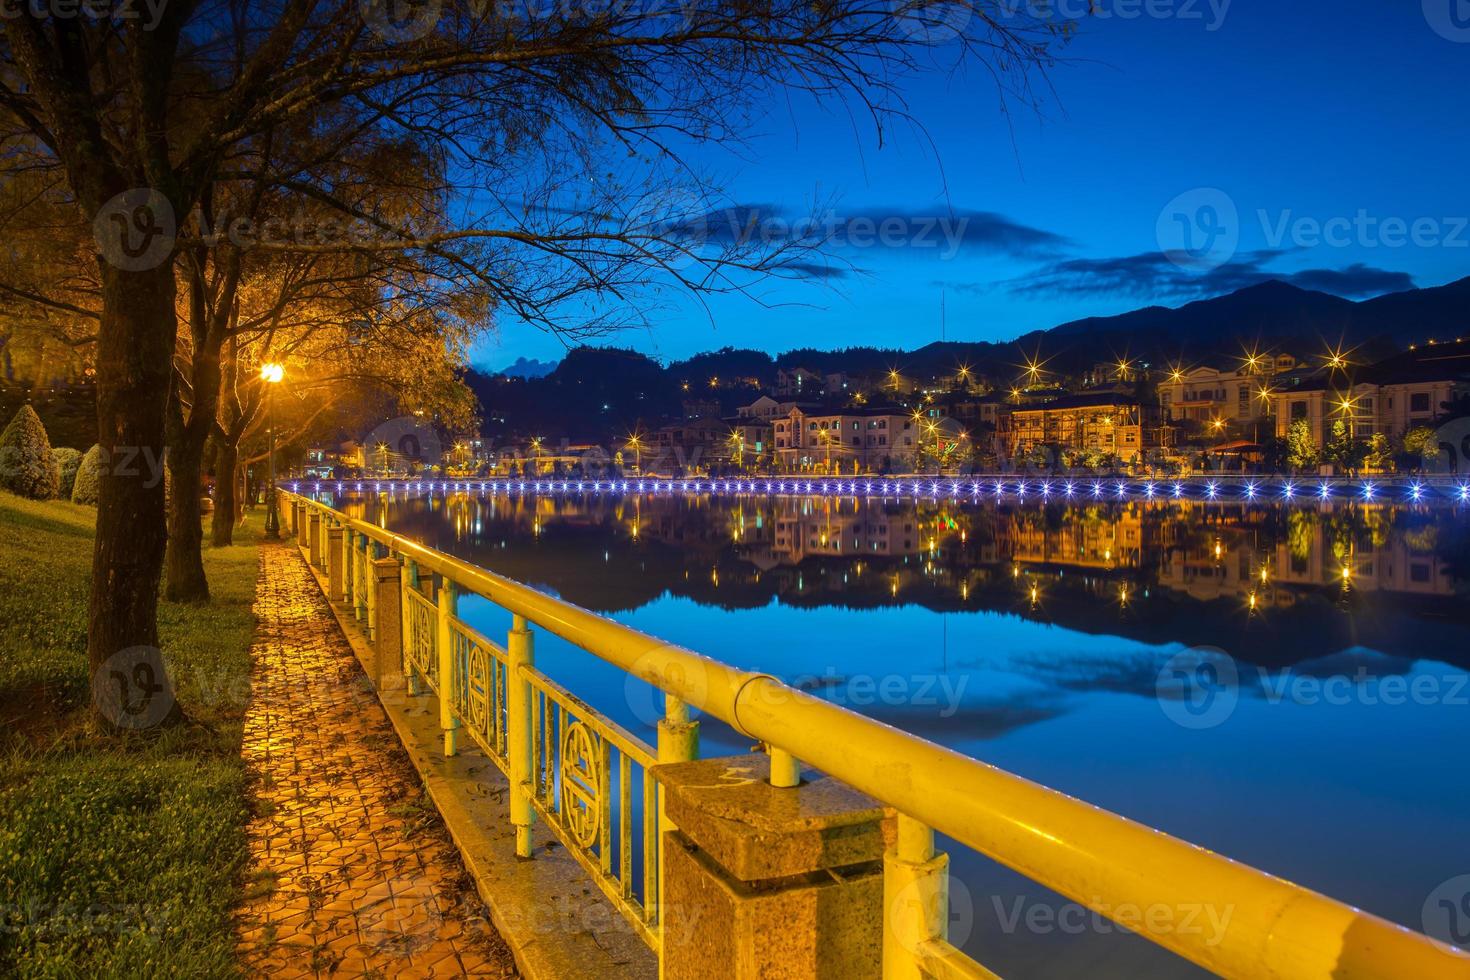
[71,445,104,505]
[52,447,84,499]
[0,405,59,499]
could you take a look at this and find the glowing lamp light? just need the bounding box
[1064,482,1076,497]
[1409,482,1425,502]
[1319,482,1332,500]
[1206,481,1219,500]
[1092,482,1103,498]
[1458,484,1470,503]
[1145,482,1156,498]
[1361,482,1376,501]
[1283,481,1296,500]
[1172,482,1184,499]
[1245,482,1258,500]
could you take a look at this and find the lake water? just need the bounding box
[333,489,1470,977]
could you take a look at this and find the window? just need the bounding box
[1411,392,1431,413]
[1291,401,1308,420]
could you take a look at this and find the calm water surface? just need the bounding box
[336,490,1470,977]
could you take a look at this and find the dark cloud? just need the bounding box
[774,260,857,281]
[1283,264,1416,297]
[670,204,1070,259]
[1003,249,1415,301]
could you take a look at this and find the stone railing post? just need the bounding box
[652,753,893,980]
[327,525,345,601]
[506,615,535,858]
[371,556,403,692]
[365,541,380,642]
[308,512,322,567]
[436,577,459,756]
[354,534,369,624]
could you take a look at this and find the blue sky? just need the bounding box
[473,0,1470,372]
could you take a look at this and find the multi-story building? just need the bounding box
[1157,354,1301,438]
[1271,341,1470,444]
[773,406,919,472]
[1002,393,1169,467]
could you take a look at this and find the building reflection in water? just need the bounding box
[334,489,1469,670]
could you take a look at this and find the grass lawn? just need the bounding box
[0,493,261,978]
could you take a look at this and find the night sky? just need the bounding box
[474,0,1470,371]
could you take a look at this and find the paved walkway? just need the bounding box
[236,542,518,978]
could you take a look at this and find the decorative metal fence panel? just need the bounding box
[446,616,510,772]
[525,668,660,949]
[404,587,438,687]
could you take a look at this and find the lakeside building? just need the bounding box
[773,405,920,472]
[1157,354,1304,440]
[1269,340,1470,444]
[1001,393,1172,467]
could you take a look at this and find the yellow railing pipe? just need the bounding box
[284,492,1469,980]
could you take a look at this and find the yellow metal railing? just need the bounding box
[284,491,1469,980]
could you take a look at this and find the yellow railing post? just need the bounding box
[507,614,535,858]
[437,576,459,756]
[769,746,801,788]
[883,814,949,980]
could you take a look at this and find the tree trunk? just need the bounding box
[212,436,238,547]
[89,263,184,731]
[165,434,209,601]
[164,333,222,602]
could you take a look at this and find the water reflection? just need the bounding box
[343,491,1470,672]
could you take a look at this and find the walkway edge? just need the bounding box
[297,549,657,980]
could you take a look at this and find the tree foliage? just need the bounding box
[51,446,82,498]
[70,445,103,505]
[0,404,59,498]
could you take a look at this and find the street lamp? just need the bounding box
[261,362,284,539]
[626,432,643,474]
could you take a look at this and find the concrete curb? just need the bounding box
[293,543,657,980]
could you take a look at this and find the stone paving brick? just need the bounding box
[237,542,518,978]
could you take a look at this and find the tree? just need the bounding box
[1364,432,1393,473]
[71,445,103,505]
[52,446,83,498]
[0,404,59,498]
[1,2,1061,728]
[1324,420,1367,476]
[1399,426,1438,475]
[1286,418,1319,472]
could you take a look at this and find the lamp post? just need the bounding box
[261,362,284,539]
